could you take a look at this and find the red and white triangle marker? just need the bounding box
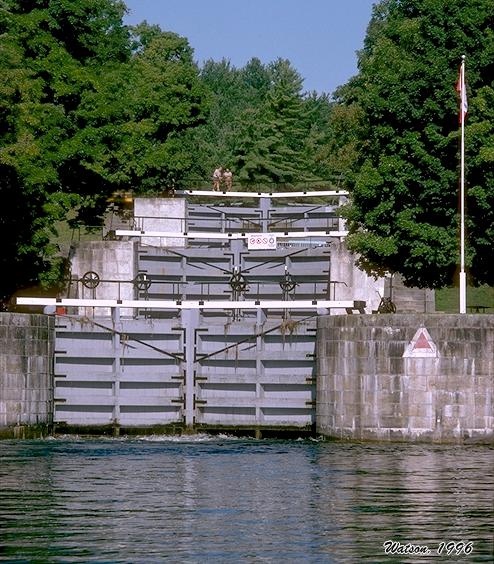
[403,327,438,358]
[413,330,433,350]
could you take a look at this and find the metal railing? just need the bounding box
[180,177,345,192]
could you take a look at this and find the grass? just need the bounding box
[51,220,104,259]
[435,285,494,313]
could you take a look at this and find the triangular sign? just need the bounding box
[413,330,433,350]
[403,327,439,358]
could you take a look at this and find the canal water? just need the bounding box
[1,436,493,563]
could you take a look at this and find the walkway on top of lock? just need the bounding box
[174,189,348,199]
[173,177,348,199]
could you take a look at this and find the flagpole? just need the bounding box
[459,55,466,314]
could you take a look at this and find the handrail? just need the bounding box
[181,177,345,191]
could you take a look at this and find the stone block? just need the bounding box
[361,373,379,393]
[373,399,399,418]
[407,403,433,418]
[134,198,187,248]
[389,356,404,374]
[324,340,341,357]
[379,415,407,429]
[360,411,379,427]
[483,415,494,428]
[71,240,137,317]
[407,415,434,429]
[382,373,402,392]
[317,313,494,443]
[408,391,433,407]
[354,340,372,358]
[442,404,468,418]
[0,313,53,430]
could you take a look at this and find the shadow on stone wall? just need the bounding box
[0,313,54,438]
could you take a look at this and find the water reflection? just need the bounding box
[0,438,493,562]
[313,444,494,562]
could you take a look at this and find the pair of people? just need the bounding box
[212,167,233,191]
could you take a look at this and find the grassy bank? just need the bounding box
[435,285,494,313]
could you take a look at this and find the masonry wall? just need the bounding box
[134,198,187,247]
[387,275,435,313]
[0,313,54,437]
[329,241,434,314]
[317,314,494,443]
[70,240,138,317]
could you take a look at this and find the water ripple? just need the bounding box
[0,439,493,562]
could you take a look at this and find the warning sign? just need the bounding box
[403,327,439,358]
[248,233,277,250]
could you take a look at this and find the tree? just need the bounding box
[185,56,275,179]
[299,91,335,180]
[0,0,130,302]
[0,2,208,303]
[67,25,209,200]
[187,56,335,186]
[184,58,243,177]
[332,0,494,288]
[232,58,327,184]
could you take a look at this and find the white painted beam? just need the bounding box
[17,297,364,310]
[115,229,348,239]
[174,190,348,198]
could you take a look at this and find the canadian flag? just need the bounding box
[456,62,468,124]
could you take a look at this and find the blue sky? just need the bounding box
[123,0,377,96]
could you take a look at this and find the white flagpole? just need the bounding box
[459,55,467,314]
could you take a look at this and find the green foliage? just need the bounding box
[332,0,494,288]
[1,1,332,303]
[234,59,308,184]
[436,284,494,313]
[0,2,208,302]
[68,25,208,196]
[187,57,334,185]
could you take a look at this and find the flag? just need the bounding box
[456,62,468,124]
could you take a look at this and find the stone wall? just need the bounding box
[317,314,494,443]
[0,313,54,437]
[134,198,187,247]
[387,275,435,313]
[70,240,137,317]
[329,240,384,314]
[329,241,434,314]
